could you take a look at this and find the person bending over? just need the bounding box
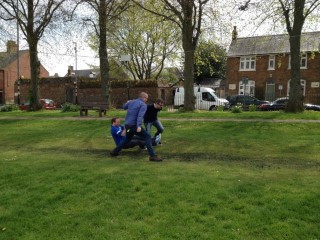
[110,92,162,162]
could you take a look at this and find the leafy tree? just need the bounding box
[106,3,180,81]
[0,0,73,110]
[239,0,320,113]
[79,0,130,104]
[134,0,210,111]
[194,40,226,84]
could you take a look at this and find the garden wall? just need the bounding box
[15,77,172,108]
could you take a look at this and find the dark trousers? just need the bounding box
[123,136,145,149]
[113,125,155,157]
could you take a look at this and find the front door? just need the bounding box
[265,80,275,101]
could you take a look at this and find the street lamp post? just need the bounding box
[74,42,78,104]
[17,78,20,105]
[120,55,131,100]
[16,0,20,104]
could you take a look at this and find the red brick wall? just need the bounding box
[226,53,320,103]
[17,78,162,108]
[110,87,159,108]
[4,51,49,104]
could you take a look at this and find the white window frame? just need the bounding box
[300,53,307,69]
[287,79,306,96]
[240,56,256,71]
[288,53,308,69]
[268,55,275,70]
[239,80,255,96]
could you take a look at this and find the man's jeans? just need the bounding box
[113,125,155,157]
[145,120,164,137]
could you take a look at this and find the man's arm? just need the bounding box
[136,104,147,132]
[122,100,131,110]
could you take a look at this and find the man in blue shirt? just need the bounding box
[111,117,146,149]
[110,92,162,162]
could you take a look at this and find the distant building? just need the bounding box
[226,29,320,103]
[0,40,49,104]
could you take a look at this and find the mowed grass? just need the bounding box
[0,116,319,239]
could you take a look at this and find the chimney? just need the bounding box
[232,26,238,41]
[7,40,18,53]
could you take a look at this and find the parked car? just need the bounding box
[19,102,30,111]
[259,97,320,111]
[304,103,320,111]
[40,99,56,110]
[226,95,269,110]
[19,98,57,111]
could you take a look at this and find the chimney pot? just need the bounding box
[232,26,238,41]
[7,40,18,53]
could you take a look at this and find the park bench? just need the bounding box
[80,102,108,117]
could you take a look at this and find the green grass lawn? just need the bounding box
[0,111,319,239]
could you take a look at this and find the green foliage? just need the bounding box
[216,105,225,111]
[110,79,158,88]
[194,40,227,84]
[78,78,101,89]
[0,104,18,112]
[231,104,243,113]
[89,2,180,80]
[248,104,257,112]
[61,103,80,112]
[78,78,159,89]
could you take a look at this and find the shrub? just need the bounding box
[61,103,80,112]
[0,104,19,112]
[216,105,225,111]
[248,104,257,112]
[231,104,243,113]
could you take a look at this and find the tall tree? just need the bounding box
[134,0,210,111]
[239,0,320,113]
[105,3,180,80]
[79,0,130,104]
[0,0,72,110]
[194,40,226,84]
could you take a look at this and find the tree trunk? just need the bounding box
[99,0,110,106]
[285,0,305,113]
[182,3,195,111]
[28,38,41,110]
[286,33,304,112]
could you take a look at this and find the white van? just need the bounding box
[174,87,229,111]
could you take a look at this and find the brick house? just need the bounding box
[0,40,49,104]
[226,28,320,104]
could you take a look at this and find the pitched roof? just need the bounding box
[227,31,320,57]
[75,69,99,78]
[0,50,29,69]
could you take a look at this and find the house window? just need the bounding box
[288,53,307,69]
[287,79,306,96]
[268,55,275,70]
[301,53,307,68]
[240,56,256,71]
[239,80,255,96]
